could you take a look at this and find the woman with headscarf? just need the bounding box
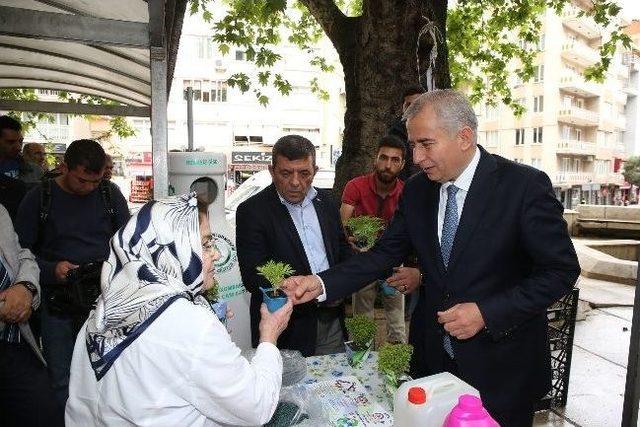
[65,194,293,426]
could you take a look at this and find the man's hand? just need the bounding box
[386,267,421,294]
[346,236,366,253]
[0,284,33,323]
[437,303,485,340]
[55,260,79,282]
[281,275,323,304]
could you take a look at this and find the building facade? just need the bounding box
[477,1,635,208]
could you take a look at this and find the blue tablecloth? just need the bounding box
[303,352,393,412]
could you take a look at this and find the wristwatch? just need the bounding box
[15,281,38,297]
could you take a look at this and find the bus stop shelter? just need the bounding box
[0,0,187,198]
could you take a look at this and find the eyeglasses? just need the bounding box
[201,235,220,255]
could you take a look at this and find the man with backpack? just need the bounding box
[15,139,129,409]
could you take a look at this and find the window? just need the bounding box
[183,80,228,103]
[234,49,254,61]
[533,65,544,83]
[485,130,499,147]
[515,128,525,145]
[531,158,542,169]
[532,127,543,144]
[514,158,524,164]
[533,96,544,113]
[485,104,499,120]
[536,34,545,51]
[195,36,214,59]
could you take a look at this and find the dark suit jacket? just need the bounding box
[236,184,353,356]
[319,146,580,412]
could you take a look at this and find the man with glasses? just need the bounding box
[15,139,129,410]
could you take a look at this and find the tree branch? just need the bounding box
[299,0,350,53]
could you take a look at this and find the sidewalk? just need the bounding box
[533,277,634,426]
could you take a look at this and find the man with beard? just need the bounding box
[340,135,421,344]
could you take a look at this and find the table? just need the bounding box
[302,351,393,412]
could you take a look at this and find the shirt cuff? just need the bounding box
[315,274,327,302]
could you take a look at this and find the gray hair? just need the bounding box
[403,89,478,142]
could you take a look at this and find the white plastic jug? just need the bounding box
[393,372,480,427]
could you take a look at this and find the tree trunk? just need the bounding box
[302,0,451,200]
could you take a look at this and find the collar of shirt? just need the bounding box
[277,186,318,208]
[441,146,481,195]
[366,172,402,199]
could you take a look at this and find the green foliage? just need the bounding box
[377,343,413,378]
[345,314,376,350]
[623,156,640,187]
[345,215,385,250]
[203,279,220,302]
[256,260,295,291]
[447,0,630,115]
[190,0,337,105]
[0,89,137,140]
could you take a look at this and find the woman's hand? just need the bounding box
[258,300,293,345]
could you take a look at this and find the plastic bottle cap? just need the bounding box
[408,387,427,405]
[458,394,482,411]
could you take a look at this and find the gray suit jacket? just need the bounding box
[0,204,45,364]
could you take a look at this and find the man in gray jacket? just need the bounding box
[0,204,62,426]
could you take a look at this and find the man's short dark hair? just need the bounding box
[0,115,22,134]
[64,139,106,173]
[272,134,316,166]
[402,85,425,100]
[378,135,406,160]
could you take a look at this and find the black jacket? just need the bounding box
[319,146,580,413]
[236,184,353,356]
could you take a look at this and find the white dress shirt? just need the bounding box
[278,187,330,274]
[437,147,481,242]
[66,298,282,427]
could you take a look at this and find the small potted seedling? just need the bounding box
[344,314,377,368]
[204,279,227,324]
[377,342,413,396]
[344,215,385,250]
[257,260,294,313]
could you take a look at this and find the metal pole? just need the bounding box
[186,86,194,151]
[150,51,168,199]
[622,245,640,427]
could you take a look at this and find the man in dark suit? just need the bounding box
[283,90,580,426]
[236,135,352,357]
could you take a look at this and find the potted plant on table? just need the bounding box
[203,279,227,324]
[377,342,414,396]
[257,260,294,313]
[344,314,377,368]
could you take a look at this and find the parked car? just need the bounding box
[225,169,335,227]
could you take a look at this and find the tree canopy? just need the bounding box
[190,0,631,196]
[623,156,640,187]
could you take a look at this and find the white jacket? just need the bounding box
[66,298,282,426]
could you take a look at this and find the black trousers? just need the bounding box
[0,341,64,427]
[443,356,534,427]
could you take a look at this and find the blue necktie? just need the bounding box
[0,258,20,343]
[441,184,459,358]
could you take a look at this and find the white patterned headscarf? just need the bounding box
[85,194,212,380]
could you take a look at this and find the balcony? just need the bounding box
[561,41,600,67]
[555,172,595,185]
[595,172,624,185]
[558,106,599,126]
[623,79,638,96]
[556,139,597,155]
[561,6,601,40]
[615,115,626,130]
[615,143,627,155]
[559,73,600,98]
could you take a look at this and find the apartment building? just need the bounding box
[477,0,634,208]
[121,7,345,184]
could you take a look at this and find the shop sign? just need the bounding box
[232,151,271,165]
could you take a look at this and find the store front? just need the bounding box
[230,151,272,185]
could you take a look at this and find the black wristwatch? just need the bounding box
[15,281,38,297]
